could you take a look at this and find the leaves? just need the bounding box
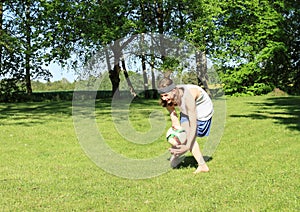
[1,0,299,98]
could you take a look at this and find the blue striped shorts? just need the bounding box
[180,114,212,137]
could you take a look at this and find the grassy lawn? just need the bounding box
[0,95,299,211]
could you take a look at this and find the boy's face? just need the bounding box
[160,89,175,105]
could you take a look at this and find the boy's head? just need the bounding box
[158,78,177,107]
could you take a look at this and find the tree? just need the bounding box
[0,0,3,71]
[275,0,299,94]
[77,0,139,97]
[2,0,298,100]
[213,0,298,95]
[1,0,53,95]
[0,1,25,98]
[180,0,221,97]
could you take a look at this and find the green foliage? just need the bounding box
[181,70,198,85]
[159,57,181,73]
[220,62,275,96]
[0,78,26,102]
[31,78,75,92]
[214,0,299,95]
[1,0,299,98]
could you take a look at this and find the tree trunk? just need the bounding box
[156,1,166,62]
[121,56,137,98]
[109,64,120,98]
[150,53,157,99]
[105,47,118,97]
[149,37,157,99]
[141,53,150,98]
[140,34,149,99]
[196,50,211,98]
[109,42,122,98]
[108,37,136,98]
[0,0,3,73]
[25,1,32,95]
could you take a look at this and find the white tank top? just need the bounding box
[177,84,213,121]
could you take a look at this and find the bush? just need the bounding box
[0,78,26,102]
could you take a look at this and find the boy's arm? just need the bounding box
[166,105,180,127]
[170,91,197,155]
[182,94,197,150]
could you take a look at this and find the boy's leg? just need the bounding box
[180,119,209,173]
[191,141,209,173]
[191,118,212,173]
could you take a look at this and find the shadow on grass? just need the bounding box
[231,96,300,132]
[0,101,74,126]
[0,97,162,127]
[0,98,111,126]
[174,156,213,169]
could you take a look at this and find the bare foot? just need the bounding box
[193,163,209,174]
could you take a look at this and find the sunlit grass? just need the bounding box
[0,96,299,211]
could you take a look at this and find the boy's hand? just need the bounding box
[169,145,189,156]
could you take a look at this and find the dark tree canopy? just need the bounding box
[0,0,299,101]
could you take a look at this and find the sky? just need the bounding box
[47,62,77,82]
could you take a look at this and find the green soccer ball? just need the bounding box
[166,126,187,146]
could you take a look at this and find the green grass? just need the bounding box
[0,96,299,211]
